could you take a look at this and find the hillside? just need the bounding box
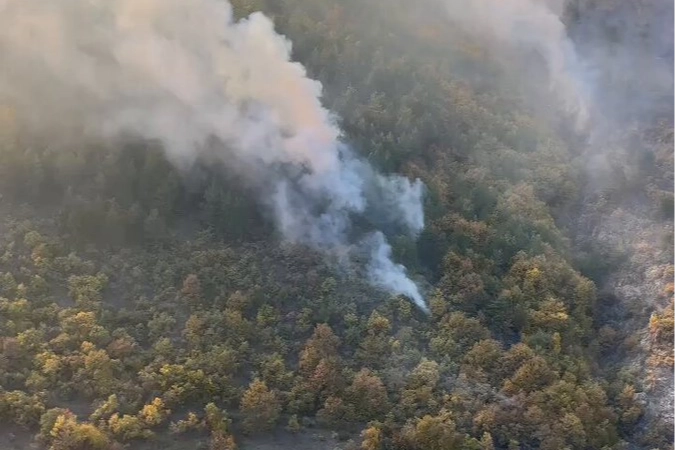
[0,0,672,449]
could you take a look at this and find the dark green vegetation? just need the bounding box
[0,0,672,449]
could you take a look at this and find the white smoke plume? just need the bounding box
[439,0,591,128]
[367,232,429,314]
[0,0,428,311]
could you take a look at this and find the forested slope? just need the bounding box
[0,0,672,449]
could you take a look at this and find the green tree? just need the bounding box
[344,369,390,421]
[240,379,280,434]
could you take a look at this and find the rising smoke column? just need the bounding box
[0,0,428,312]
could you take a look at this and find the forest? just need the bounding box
[0,0,672,449]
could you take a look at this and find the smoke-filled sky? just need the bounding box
[0,0,428,312]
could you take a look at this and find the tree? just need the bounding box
[67,273,109,311]
[107,413,152,441]
[39,408,69,443]
[345,369,389,421]
[361,425,383,450]
[286,414,301,433]
[0,390,45,427]
[401,410,466,450]
[294,324,344,410]
[480,432,495,450]
[317,395,348,428]
[183,314,206,349]
[430,312,490,359]
[209,429,237,450]
[143,209,169,242]
[170,412,204,434]
[204,403,231,434]
[78,343,116,397]
[60,311,110,346]
[299,324,341,374]
[139,397,170,427]
[49,411,110,450]
[401,359,440,414]
[502,356,557,394]
[462,339,503,383]
[240,379,280,434]
[258,352,293,390]
[181,274,203,306]
[618,384,644,427]
[89,395,119,423]
[356,311,393,368]
[527,298,569,332]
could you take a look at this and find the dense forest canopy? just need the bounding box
[0,0,672,449]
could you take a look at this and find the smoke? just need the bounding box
[0,0,428,311]
[435,0,673,435]
[438,0,672,132]
[567,0,673,125]
[367,232,429,314]
[437,0,673,199]
[439,0,592,129]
